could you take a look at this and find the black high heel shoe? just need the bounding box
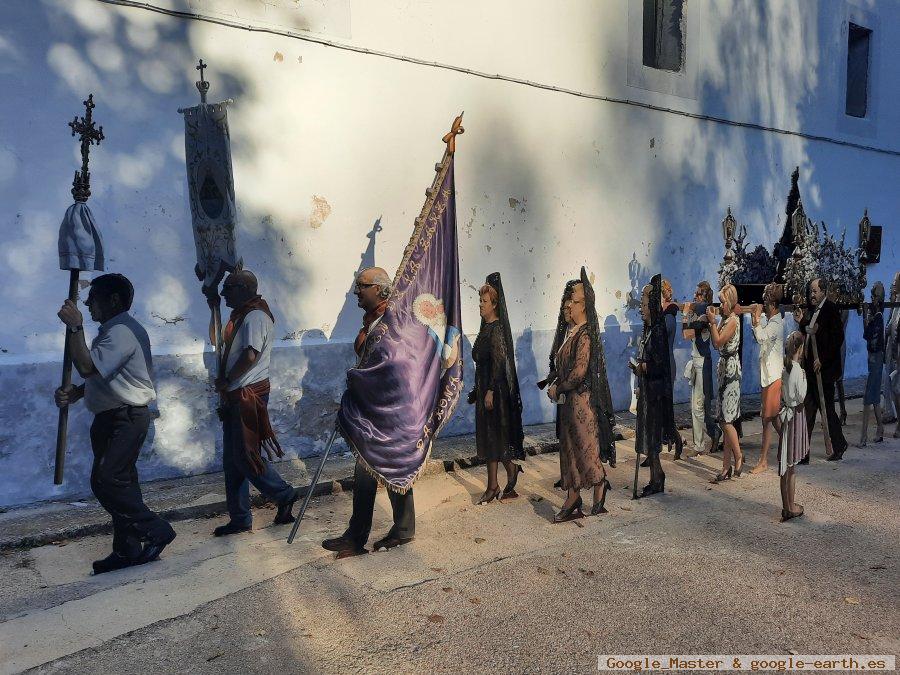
[591,478,612,515]
[502,464,524,499]
[553,496,584,523]
[476,486,502,505]
[709,467,733,483]
[640,474,665,498]
[734,454,745,477]
[673,434,684,461]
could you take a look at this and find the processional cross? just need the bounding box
[68,94,105,203]
[196,58,210,103]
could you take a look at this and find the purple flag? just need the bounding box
[338,153,463,494]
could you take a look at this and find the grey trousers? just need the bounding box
[346,460,415,546]
[689,355,718,450]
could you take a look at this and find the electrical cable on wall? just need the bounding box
[96,0,899,158]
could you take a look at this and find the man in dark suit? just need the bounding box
[800,277,848,462]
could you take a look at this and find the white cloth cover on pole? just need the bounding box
[181,101,239,288]
[58,201,105,271]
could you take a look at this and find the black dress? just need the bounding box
[473,320,522,461]
[636,317,672,457]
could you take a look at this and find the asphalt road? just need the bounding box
[1,400,897,674]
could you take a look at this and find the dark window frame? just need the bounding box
[642,0,685,73]
[845,22,872,118]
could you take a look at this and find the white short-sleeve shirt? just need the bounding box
[226,309,273,391]
[753,313,784,388]
[84,313,156,414]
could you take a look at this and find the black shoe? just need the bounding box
[709,467,733,483]
[553,479,563,489]
[591,478,611,515]
[273,492,299,525]
[673,434,684,461]
[502,464,524,498]
[826,451,844,462]
[92,552,136,575]
[798,455,810,465]
[477,486,503,505]
[335,547,368,559]
[641,475,665,497]
[553,496,584,523]
[372,534,414,551]
[322,535,362,553]
[214,522,252,537]
[640,456,650,468]
[136,530,177,565]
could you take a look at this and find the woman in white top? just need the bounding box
[778,331,808,521]
[750,283,784,474]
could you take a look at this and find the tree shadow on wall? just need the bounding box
[288,218,384,450]
[515,327,545,426]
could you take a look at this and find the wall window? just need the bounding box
[642,0,684,72]
[845,22,872,118]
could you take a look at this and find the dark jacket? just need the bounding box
[800,299,844,383]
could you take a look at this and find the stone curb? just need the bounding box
[0,437,566,552]
[2,387,863,551]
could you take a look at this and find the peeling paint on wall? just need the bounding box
[464,207,476,238]
[151,313,186,326]
[310,195,332,228]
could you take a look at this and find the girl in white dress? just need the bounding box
[778,331,808,521]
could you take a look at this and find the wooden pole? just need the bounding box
[809,333,834,458]
[54,270,80,485]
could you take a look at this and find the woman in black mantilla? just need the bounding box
[541,279,577,489]
[547,267,616,521]
[469,273,525,504]
[631,274,671,497]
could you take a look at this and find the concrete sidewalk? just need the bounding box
[0,377,866,551]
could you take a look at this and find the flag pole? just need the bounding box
[287,426,339,544]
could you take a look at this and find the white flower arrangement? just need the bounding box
[783,220,865,303]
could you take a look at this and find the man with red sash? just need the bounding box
[211,270,299,536]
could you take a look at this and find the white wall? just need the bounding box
[1,0,898,506]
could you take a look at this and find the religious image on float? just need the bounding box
[718,167,866,307]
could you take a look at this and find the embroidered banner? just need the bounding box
[181,101,239,288]
[338,154,463,493]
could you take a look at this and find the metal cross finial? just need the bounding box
[196,58,210,103]
[68,94,104,203]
